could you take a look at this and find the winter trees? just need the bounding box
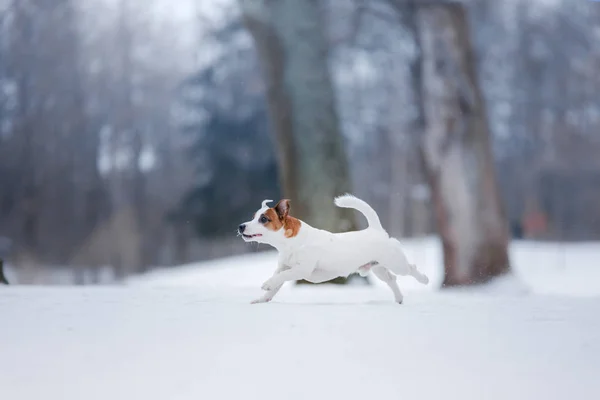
[0,0,103,266]
[0,0,196,280]
[75,0,196,274]
[0,0,597,285]
[239,0,357,234]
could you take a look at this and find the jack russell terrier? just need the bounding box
[238,194,429,304]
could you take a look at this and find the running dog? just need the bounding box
[238,194,429,304]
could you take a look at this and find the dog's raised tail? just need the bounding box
[334,194,384,231]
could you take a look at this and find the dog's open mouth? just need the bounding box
[242,233,262,239]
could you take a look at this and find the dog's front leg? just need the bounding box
[261,264,314,291]
[251,262,290,304]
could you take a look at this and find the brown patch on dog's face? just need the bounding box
[262,208,283,231]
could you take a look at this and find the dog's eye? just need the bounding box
[259,215,268,224]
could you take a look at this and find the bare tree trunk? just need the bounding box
[416,3,510,286]
[240,0,356,233]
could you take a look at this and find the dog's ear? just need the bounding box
[274,199,291,220]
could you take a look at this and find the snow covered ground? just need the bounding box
[2,237,600,400]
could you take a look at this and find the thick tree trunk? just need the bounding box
[240,0,356,234]
[416,3,510,286]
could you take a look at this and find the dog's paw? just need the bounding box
[251,297,271,304]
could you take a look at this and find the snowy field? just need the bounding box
[2,237,600,400]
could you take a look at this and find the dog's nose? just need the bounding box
[238,224,246,234]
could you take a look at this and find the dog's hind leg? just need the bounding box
[372,265,403,304]
[408,263,429,284]
[384,260,429,285]
[385,238,429,284]
[379,248,429,285]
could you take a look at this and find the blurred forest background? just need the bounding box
[0,0,599,285]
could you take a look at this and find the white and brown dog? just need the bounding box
[238,194,429,304]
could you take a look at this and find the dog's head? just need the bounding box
[238,199,301,245]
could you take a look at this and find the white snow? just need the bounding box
[2,237,600,400]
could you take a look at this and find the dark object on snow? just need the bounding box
[0,259,9,285]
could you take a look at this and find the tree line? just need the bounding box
[1,0,598,285]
